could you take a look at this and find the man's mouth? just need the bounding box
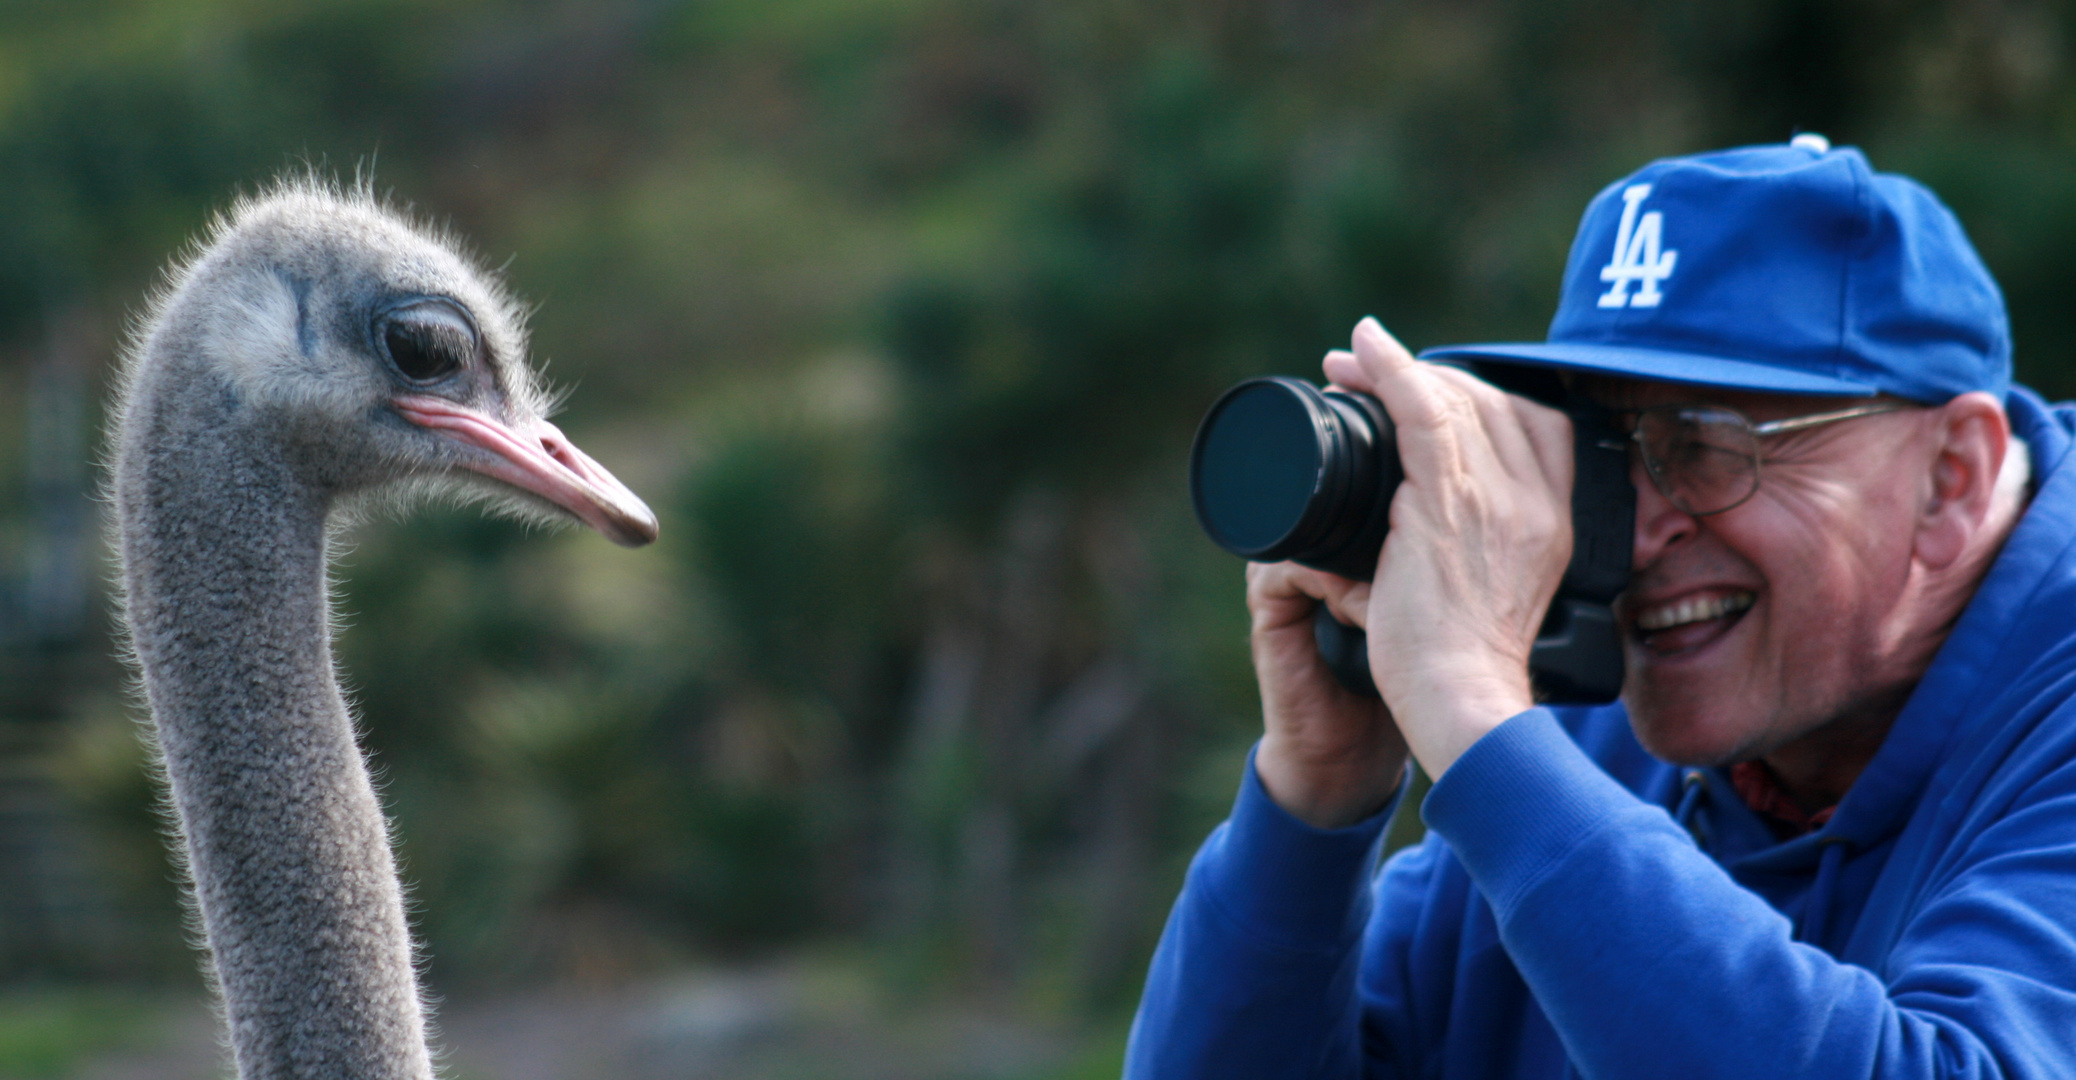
[1631,589,1756,652]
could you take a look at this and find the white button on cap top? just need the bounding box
[1790,132,1831,153]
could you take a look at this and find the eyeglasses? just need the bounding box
[1626,401,1911,516]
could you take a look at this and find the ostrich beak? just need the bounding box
[392,394,659,547]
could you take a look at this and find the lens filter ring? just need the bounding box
[1190,376,1366,564]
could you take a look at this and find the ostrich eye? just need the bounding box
[379,301,478,383]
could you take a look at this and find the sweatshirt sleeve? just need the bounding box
[1424,706,2076,1080]
[1122,747,1401,1080]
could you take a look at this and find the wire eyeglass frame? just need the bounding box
[1623,400,1912,516]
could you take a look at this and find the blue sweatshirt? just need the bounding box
[1128,387,2076,1079]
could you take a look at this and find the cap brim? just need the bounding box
[1417,341,1878,397]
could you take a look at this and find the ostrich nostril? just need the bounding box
[538,429,582,471]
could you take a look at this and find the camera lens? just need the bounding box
[1191,380,1320,553]
[1188,377,1400,581]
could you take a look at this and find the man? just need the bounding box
[1127,137,2076,1078]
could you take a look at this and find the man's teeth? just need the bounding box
[1636,592,1756,632]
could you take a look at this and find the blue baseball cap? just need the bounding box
[1419,136,2011,403]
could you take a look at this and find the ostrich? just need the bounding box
[109,180,657,1080]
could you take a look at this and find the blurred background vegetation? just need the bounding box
[2,0,2075,1075]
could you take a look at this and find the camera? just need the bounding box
[1188,364,1635,704]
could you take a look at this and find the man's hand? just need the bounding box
[1324,318,1575,779]
[1249,560,1409,829]
[1248,319,1577,823]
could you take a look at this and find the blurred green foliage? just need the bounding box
[0,988,157,1077]
[2,0,2074,1023]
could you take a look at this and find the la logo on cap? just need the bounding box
[1598,184,1678,309]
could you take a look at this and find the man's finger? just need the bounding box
[1322,349,1370,394]
[1427,362,1569,485]
[1347,317,1460,441]
[1248,560,1371,632]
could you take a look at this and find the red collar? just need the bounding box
[1729,760,1836,838]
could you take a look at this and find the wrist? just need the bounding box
[1256,732,1408,829]
[1386,669,1531,779]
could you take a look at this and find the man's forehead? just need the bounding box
[1566,373,1873,417]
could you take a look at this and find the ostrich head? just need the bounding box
[120,178,657,546]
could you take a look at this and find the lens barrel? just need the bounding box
[1187,368,1635,704]
[1188,377,1402,582]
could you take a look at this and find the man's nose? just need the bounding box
[1631,452,1698,567]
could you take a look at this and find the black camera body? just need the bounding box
[1188,363,1635,704]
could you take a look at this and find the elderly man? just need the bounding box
[1127,138,2076,1078]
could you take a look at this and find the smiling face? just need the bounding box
[1587,379,1947,776]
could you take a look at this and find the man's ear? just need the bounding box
[1915,391,2010,571]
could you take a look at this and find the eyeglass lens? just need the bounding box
[1634,406,1761,516]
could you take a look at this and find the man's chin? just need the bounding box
[1619,633,1775,765]
[1622,691,1760,767]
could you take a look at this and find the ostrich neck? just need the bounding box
[119,410,433,1080]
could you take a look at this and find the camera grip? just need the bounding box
[1309,601,1624,704]
[1313,605,1382,698]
